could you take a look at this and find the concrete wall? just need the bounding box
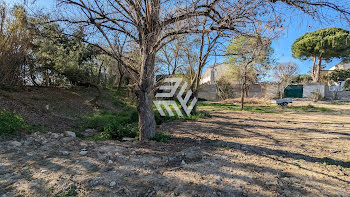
[229,84,264,97]
[336,91,350,99]
[197,83,279,101]
[198,84,217,100]
[303,83,326,98]
[325,87,350,100]
[262,83,279,99]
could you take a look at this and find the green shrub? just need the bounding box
[154,110,178,125]
[0,109,27,135]
[86,102,211,140]
[104,122,139,140]
[65,189,78,197]
[186,111,212,119]
[84,110,138,140]
[87,130,111,141]
[151,132,170,142]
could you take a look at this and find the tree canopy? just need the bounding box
[226,35,273,83]
[292,27,350,82]
[292,28,350,60]
[226,35,273,110]
[329,68,350,82]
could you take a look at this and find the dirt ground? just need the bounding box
[1,103,350,196]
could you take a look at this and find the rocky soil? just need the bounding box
[1,107,350,197]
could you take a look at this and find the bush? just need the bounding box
[84,110,138,140]
[151,132,170,142]
[0,109,27,135]
[215,76,236,99]
[329,68,350,82]
[344,78,350,91]
[311,89,322,102]
[86,102,211,140]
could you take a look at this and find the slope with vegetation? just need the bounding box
[0,87,210,141]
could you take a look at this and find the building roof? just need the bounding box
[329,62,350,70]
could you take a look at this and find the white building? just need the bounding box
[200,63,231,85]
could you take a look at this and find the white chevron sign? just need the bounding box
[154,77,198,117]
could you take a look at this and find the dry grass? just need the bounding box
[218,97,271,105]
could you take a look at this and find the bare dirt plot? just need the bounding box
[1,105,350,196]
[165,107,350,196]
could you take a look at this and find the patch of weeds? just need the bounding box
[0,109,27,136]
[58,189,78,197]
[112,99,128,109]
[154,111,177,125]
[199,103,279,113]
[84,110,139,140]
[105,122,139,140]
[185,110,212,119]
[151,132,170,142]
[287,104,332,112]
[27,124,48,134]
[242,105,280,113]
[86,96,211,140]
[104,87,135,109]
[54,188,78,197]
[65,189,78,197]
[87,131,111,141]
[75,131,84,138]
[200,103,333,113]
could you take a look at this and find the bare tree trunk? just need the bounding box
[117,74,123,90]
[311,56,317,82]
[117,63,124,90]
[97,60,104,85]
[192,79,200,114]
[240,82,245,111]
[241,72,247,111]
[245,85,249,97]
[191,62,203,114]
[311,56,322,83]
[315,56,322,82]
[137,39,157,140]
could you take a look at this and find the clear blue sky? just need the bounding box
[271,17,349,75]
[5,0,350,75]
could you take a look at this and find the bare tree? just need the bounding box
[189,25,221,114]
[156,35,188,75]
[274,61,298,98]
[56,0,350,139]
